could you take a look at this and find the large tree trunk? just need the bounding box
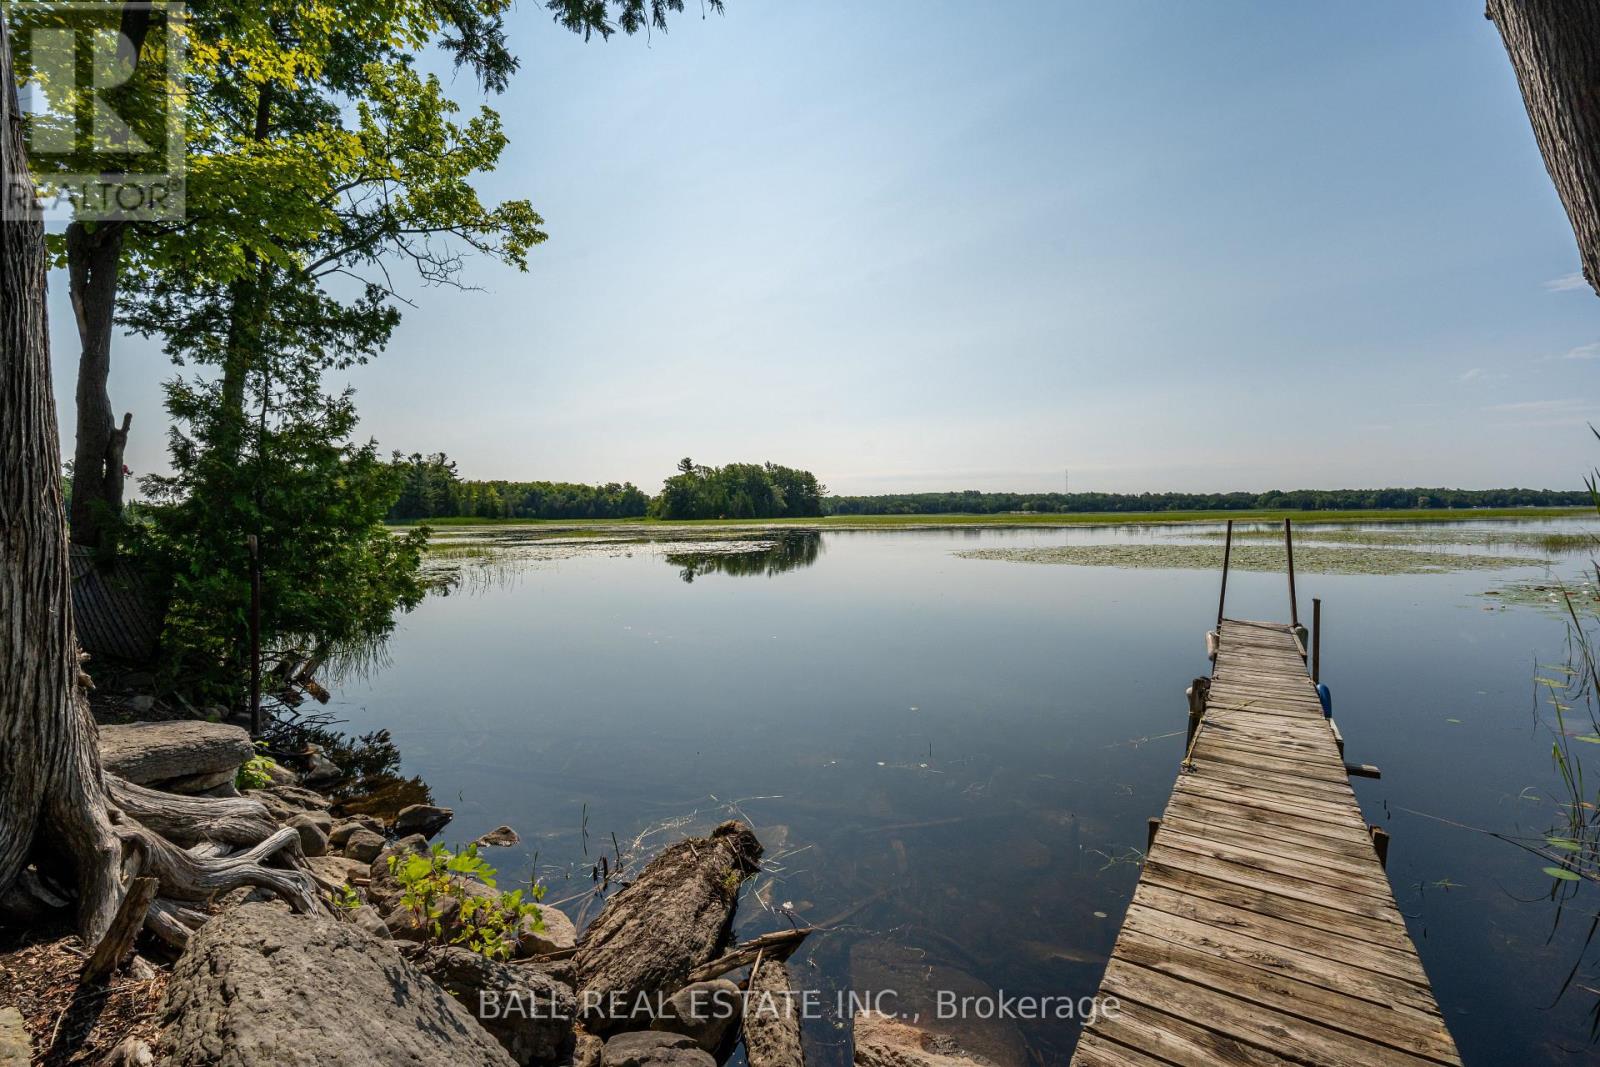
[67,221,132,550]
[1488,0,1600,298]
[3,14,315,947]
[0,11,127,942]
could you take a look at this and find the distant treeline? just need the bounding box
[822,488,1591,515]
[650,459,825,520]
[389,456,1590,522]
[389,453,649,520]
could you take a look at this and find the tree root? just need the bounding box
[107,776,277,847]
[121,825,317,914]
[144,898,210,951]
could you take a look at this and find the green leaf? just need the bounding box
[1543,866,1581,881]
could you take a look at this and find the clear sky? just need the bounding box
[46,1,1600,495]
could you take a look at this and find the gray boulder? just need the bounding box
[300,750,344,787]
[98,721,253,789]
[247,784,331,824]
[601,1032,714,1067]
[476,825,521,848]
[650,980,740,1052]
[417,946,576,1065]
[287,812,331,857]
[518,903,577,957]
[158,903,516,1067]
[343,829,387,863]
[330,816,381,849]
[393,803,453,839]
[348,906,391,940]
[306,854,366,894]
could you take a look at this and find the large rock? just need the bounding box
[852,1012,995,1067]
[518,903,577,957]
[98,721,253,789]
[393,803,453,839]
[287,812,331,857]
[0,1006,28,1067]
[306,855,366,893]
[342,829,386,863]
[848,941,1024,1066]
[247,784,332,824]
[158,903,516,1067]
[649,980,739,1052]
[416,946,575,1065]
[600,1032,714,1067]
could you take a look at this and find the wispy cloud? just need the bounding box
[1457,367,1505,383]
[1546,271,1590,292]
[1484,399,1585,413]
[1562,342,1600,360]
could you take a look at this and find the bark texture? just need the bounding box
[0,12,127,942]
[743,957,806,1067]
[574,821,762,1032]
[1488,0,1600,298]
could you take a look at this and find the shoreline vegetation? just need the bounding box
[393,505,1595,531]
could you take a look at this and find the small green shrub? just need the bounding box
[388,842,544,960]
[236,742,276,790]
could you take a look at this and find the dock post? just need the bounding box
[1312,597,1322,683]
[1186,677,1208,749]
[1284,517,1298,627]
[1370,826,1390,869]
[1146,817,1161,853]
[1216,520,1233,631]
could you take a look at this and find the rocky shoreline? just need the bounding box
[1,714,1000,1067]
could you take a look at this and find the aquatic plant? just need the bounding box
[955,543,1549,575]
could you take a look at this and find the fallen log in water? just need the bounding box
[574,820,762,1032]
[743,954,805,1067]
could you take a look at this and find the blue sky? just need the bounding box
[47,1,1600,494]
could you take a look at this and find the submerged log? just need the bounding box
[743,955,805,1067]
[574,820,762,1032]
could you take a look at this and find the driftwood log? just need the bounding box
[743,955,805,1067]
[574,820,762,1031]
[684,927,812,985]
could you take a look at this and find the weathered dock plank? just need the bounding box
[1070,618,1461,1067]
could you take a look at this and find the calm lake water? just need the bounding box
[336,519,1600,1065]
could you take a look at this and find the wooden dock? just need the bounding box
[1071,526,1461,1067]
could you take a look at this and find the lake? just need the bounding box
[334,518,1599,1065]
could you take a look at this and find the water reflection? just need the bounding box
[665,531,823,582]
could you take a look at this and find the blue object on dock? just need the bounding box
[1317,683,1332,717]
